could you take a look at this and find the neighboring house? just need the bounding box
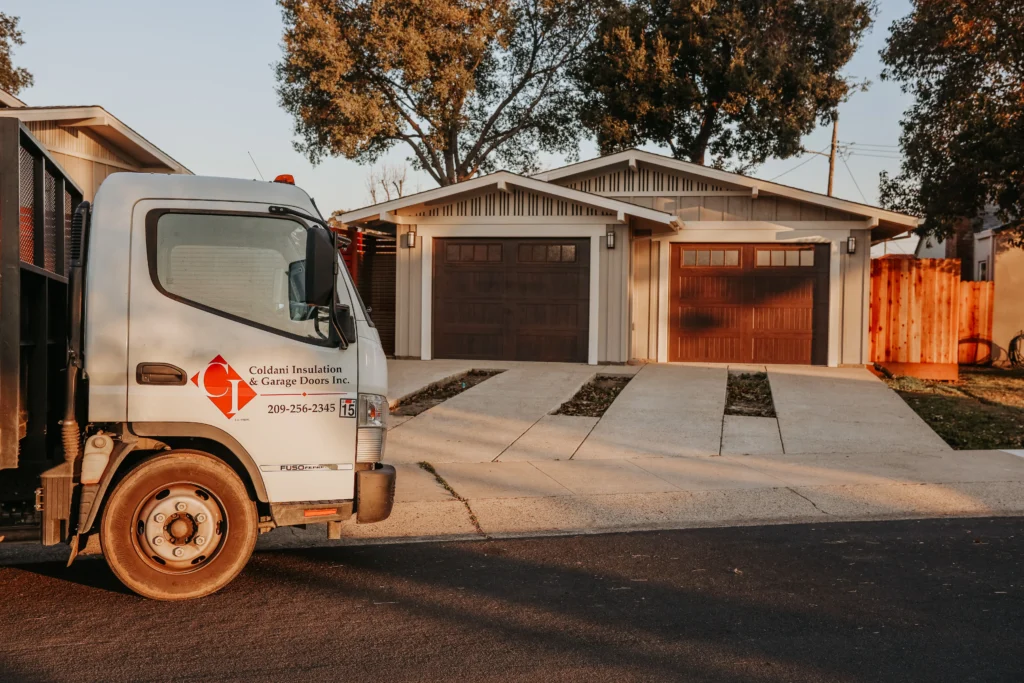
[341,149,918,367]
[0,90,190,200]
[915,217,1024,363]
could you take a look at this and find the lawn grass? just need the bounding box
[885,366,1024,450]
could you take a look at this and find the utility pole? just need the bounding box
[827,113,838,197]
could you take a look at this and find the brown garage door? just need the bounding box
[433,238,590,362]
[669,243,829,364]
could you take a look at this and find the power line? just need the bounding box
[841,140,900,149]
[847,152,903,161]
[770,146,830,181]
[840,154,869,203]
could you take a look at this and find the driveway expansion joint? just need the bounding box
[786,487,832,516]
[417,461,488,537]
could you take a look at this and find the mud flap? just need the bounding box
[355,465,396,524]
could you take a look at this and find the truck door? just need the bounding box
[126,201,359,503]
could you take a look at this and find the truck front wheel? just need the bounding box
[100,451,257,600]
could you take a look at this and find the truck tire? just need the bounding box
[100,450,257,600]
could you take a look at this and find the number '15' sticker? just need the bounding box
[340,399,356,418]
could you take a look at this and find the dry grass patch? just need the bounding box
[555,375,632,417]
[886,367,1024,450]
[725,372,776,418]
[393,370,504,417]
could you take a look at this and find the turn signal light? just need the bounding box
[274,174,295,185]
[304,508,337,517]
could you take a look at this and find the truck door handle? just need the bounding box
[136,363,187,386]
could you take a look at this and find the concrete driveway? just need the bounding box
[388,361,949,465]
[352,360,1024,544]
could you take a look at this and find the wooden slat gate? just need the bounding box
[869,256,995,379]
[958,281,996,365]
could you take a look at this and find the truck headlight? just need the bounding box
[358,394,388,429]
[356,394,388,463]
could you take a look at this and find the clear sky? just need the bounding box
[7,0,916,251]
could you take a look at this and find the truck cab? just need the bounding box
[1,133,395,601]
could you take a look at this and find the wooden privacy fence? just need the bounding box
[869,256,995,380]
[959,281,996,365]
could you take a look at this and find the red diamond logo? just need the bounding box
[191,355,257,418]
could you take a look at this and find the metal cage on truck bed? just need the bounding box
[0,119,84,530]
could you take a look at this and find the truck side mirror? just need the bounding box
[305,228,335,308]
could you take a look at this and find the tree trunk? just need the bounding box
[689,105,718,166]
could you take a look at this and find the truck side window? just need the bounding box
[149,212,332,343]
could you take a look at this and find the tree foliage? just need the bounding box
[276,0,593,186]
[575,0,875,170]
[0,13,33,95]
[880,0,1024,244]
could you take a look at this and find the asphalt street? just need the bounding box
[1,517,1022,682]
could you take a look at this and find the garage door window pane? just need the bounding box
[696,250,711,266]
[447,244,460,262]
[800,249,814,266]
[755,250,770,267]
[682,249,696,266]
[488,244,502,261]
[710,250,724,266]
[785,250,800,266]
[725,250,740,266]
[548,245,562,262]
[561,245,576,262]
[771,250,786,266]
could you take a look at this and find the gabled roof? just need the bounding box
[534,149,920,236]
[0,105,190,174]
[340,170,681,232]
[0,89,26,108]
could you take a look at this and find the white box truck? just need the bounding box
[0,121,395,600]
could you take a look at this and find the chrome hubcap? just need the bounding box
[134,484,225,572]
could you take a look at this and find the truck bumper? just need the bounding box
[355,464,396,524]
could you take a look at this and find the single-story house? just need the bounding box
[341,149,919,367]
[916,217,1024,364]
[0,90,190,200]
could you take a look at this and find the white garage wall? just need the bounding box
[394,224,422,358]
[630,237,661,362]
[598,224,631,363]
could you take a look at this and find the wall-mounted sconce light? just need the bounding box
[606,229,616,250]
[846,235,857,254]
[404,229,417,249]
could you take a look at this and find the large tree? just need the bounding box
[880,0,1024,244]
[276,0,593,186]
[575,0,875,169]
[0,12,33,95]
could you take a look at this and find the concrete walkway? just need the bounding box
[387,362,949,463]
[767,365,951,454]
[386,362,638,465]
[573,364,726,459]
[251,448,1024,549]
[304,359,1024,548]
